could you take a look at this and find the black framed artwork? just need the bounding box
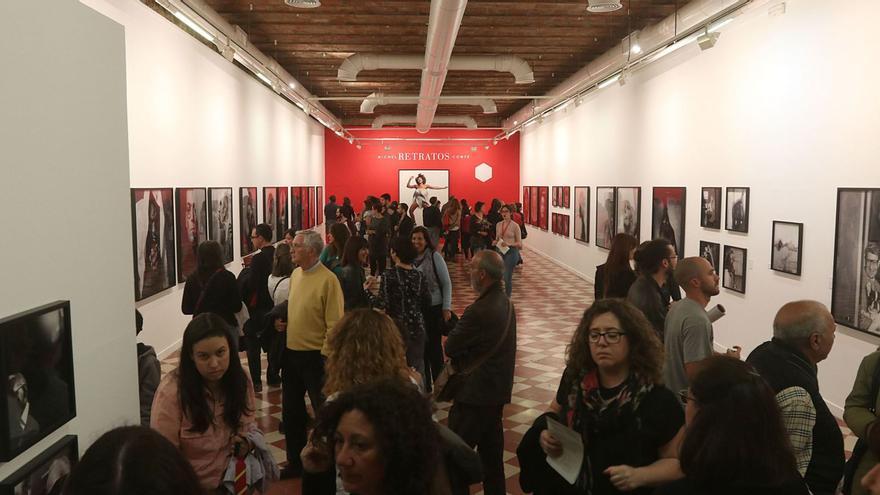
[771,221,803,276]
[529,186,539,226]
[538,186,549,230]
[832,188,880,335]
[239,187,258,257]
[699,241,721,271]
[522,186,530,224]
[174,187,207,282]
[316,186,324,226]
[574,186,590,243]
[701,187,722,229]
[131,188,176,301]
[263,187,279,242]
[290,187,304,233]
[722,245,747,294]
[552,187,559,207]
[0,302,76,461]
[0,435,78,494]
[615,187,641,241]
[596,187,616,249]
[652,187,686,257]
[562,187,571,209]
[208,188,234,263]
[278,186,289,240]
[725,187,750,233]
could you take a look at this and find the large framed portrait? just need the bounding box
[832,188,880,335]
[175,188,207,282]
[771,221,803,276]
[399,170,450,226]
[615,187,641,241]
[263,187,279,242]
[596,187,616,249]
[130,188,176,301]
[522,186,530,224]
[278,186,289,240]
[0,435,78,494]
[699,241,721,271]
[0,302,76,461]
[239,187,258,256]
[290,187,303,233]
[722,245,747,294]
[652,187,686,257]
[208,188,234,263]
[701,187,722,229]
[538,186,549,230]
[316,186,324,226]
[574,186,590,243]
[725,187,750,233]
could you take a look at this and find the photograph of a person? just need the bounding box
[529,186,539,226]
[652,187,686,257]
[574,186,590,243]
[701,187,722,229]
[699,241,721,271]
[315,186,323,226]
[303,186,313,229]
[832,188,880,335]
[561,214,570,237]
[522,186,530,225]
[615,186,641,241]
[291,187,303,233]
[596,187,616,249]
[552,187,559,207]
[0,301,76,461]
[207,188,234,263]
[277,186,289,240]
[131,188,176,301]
[399,170,449,226]
[0,435,77,494]
[562,186,570,208]
[263,187,278,240]
[174,188,207,283]
[723,245,747,294]
[725,187,750,233]
[771,221,803,276]
[238,187,258,256]
[538,186,549,230]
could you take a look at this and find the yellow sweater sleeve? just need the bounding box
[321,276,345,356]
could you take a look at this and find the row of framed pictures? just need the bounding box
[0,435,78,494]
[131,185,324,301]
[699,241,748,294]
[551,213,570,238]
[551,186,571,209]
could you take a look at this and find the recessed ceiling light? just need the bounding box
[284,0,321,8]
[586,0,622,13]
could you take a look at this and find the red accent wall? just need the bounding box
[324,128,520,210]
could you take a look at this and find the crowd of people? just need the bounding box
[58,193,880,495]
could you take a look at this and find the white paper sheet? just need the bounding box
[496,240,510,255]
[546,416,584,485]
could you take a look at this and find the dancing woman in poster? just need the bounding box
[406,173,447,212]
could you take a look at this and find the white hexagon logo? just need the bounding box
[475,162,493,183]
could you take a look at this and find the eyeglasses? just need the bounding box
[679,389,697,405]
[587,330,627,344]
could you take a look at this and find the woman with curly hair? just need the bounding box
[517,299,684,494]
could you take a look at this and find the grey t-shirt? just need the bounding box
[663,298,713,398]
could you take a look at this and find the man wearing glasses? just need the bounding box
[626,239,678,339]
[859,242,880,333]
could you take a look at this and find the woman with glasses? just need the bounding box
[493,204,523,297]
[517,299,684,494]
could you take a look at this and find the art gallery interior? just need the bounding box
[3,0,880,488]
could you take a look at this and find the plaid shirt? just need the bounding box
[777,385,817,476]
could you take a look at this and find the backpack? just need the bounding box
[520,220,528,239]
[236,267,258,310]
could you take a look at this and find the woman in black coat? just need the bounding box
[181,240,241,328]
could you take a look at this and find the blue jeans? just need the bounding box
[501,247,520,296]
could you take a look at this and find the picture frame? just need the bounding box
[701,187,722,229]
[596,187,616,249]
[538,186,549,231]
[399,170,450,226]
[277,186,289,240]
[290,187,303,233]
[0,302,77,461]
[262,187,279,242]
[238,187,258,257]
[722,245,747,294]
[832,188,880,335]
[771,221,803,276]
[562,187,571,209]
[207,188,234,263]
[561,214,570,237]
[725,187,750,233]
[316,186,324,226]
[652,187,686,257]
[574,186,590,243]
[699,241,721,272]
[0,435,78,494]
[552,187,559,207]
[522,186,530,224]
[529,186,539,226]
[130,188,176,301]
[615,186,641,241]
[174,187,207,282]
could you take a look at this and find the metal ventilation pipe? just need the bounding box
[337,54,533,84]
[360,92,497,114]
[372,115,477,129]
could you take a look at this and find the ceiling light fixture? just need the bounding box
[384,144,391,151]
[348,137,354,144]
[586,0,623,13]
[172,11,214,42]
[597,73,621,89]
[356,144,363,150]
[284,0,321,8]
[256,72,272,86]
[697,28,720,51]
[708,17,734,33]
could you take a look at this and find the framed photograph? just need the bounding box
[561,214,570,237]
[552,187,559,207]
[208,188,234,263]
[832,188,880,335]
[278,186,289,240]
[522,186,530,224]
[304,187,313,229]
[615,187,641,241]
[701,187,722,229]
[399,170,450,226]
[652,187,686,257]
[175,188,207,282]
[771,221,803,276]
[722,245,747,294]
[596,187,616,249]
[551,213,557,234]
[562,187,571,209]
[0,435,78,494]
[725,187,750,233]
[0,302,76,461]
[574,186,590,243]
[538,186,549,230]
[131,188,176,301]
[699,241,721,271]
[263,187,279,242]
[290,187,303,233]
[239,187,258,256]
[315,186,324,226]
[529,186,539,226]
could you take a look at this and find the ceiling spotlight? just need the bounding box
[470,146,478,152]
[492,139,498,146]
[587,0,622,12]
[574,96,583,107]
[597,73,620,89]
[697,30,720,51]
[284,0,321,7]
[356,144,362,150]
[625,30,642,56]
[348,137,354,144]
[484,145,490,150]
[384,144,391,151]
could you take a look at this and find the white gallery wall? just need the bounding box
[0,0,137,476]
[521,0,880,415]
[81,0,326,356]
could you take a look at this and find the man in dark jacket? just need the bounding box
[445,250,516,495]
[423,196,443,247]
[746,300,843,495]
[626,238,677,339]
[244,223,275,391]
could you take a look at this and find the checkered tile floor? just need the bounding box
[160,247,857,494]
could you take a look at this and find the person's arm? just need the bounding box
[150,377,182,448]
[322,277,345,355]
[845,353,880,440]
[139,350,161,426]
[427,183,448,190]
[777,386,816,476]
[680,315,715,383]
[512,221,523,248]
[181,278,199,315]
[434,252,453,311]
[604,428,685,490]
[406,176,416,188]
[444,305,485,359]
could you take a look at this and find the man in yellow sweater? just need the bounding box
[281,229,343,479]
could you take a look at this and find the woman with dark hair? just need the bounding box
[64,425,204,495]
[594,233,640,300]
[366,202,390,275]
[493,204,523,297]
[319,222,350,275]
[265,242,294,387]
[151,313,256,491]
[469,201,492,253]
[411,226,452,392]
[657,356,808,494]
[518,299,684,494]
[487,198,503,234]
[442,198,462,260]
[338,236,372,311]
[181,240,242,328]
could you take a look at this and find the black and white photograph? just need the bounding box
[263,187,278,241]
[652,187,686,257]
[725,187,750,233]
[615,187,641,241]
[278,186,289,240]
[239,187,258,256]
[699,241,721,271]
[723,245,747,294]
[399,170,449,226]
[832,188,880,335]
[596,187,616,249]
[701,187,722,229]
[0,302,76,462]
[771,221,803,276]
[574,186,590,243]
[0,435,77,495]
[175,187,207,283]
[131,188,176,301]
[208,188,234,263]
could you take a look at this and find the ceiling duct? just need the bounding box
[337,54,533,85]
[372,115,477,129]
[416,0,469,133]
[360,92,497,114]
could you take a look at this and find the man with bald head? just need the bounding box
[747,301,844,495]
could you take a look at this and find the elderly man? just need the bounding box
[746,300,844,495]
[281,230,344,478]
[444,250,517,495]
